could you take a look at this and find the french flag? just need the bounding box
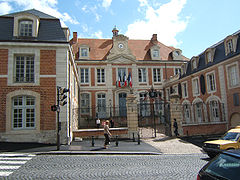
[128,72,132,88]
[124,72,127,87]
[118,73,121,87]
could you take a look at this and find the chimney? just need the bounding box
[73,32,78,44]
[151,34,158,44]
[112,26,119,37]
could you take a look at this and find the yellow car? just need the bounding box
[202,127,240,158]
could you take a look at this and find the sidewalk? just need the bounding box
[0,135,203,155]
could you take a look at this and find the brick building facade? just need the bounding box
[165,30,240,136]
[70,28,188,128]
[0,9,79,144]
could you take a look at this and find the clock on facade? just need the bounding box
[118,43,124,49]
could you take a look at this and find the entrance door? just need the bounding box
[119,93,127,117]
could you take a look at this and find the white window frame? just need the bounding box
[96,68,105,84]
[152,49,159,58]
[209,100,220,122]
[182,82,188,98]
[153,68,161,83]
[14,55,35,83]
[206,71,216,93]
[79,45,90,59]
[12,95,35,129]
[80,68,89,84]
[138,68,147,83]
[192,77,200,96]
[226,62,239,88]
[174,68,181,75]
[194,102,203,123]
[97,93,106,118]
[80,93,90,114]
[183,103,191,123]
[19,20,33,37]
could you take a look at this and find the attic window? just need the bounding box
[19,20,33,37]
[224,35,238,56]
[191,56,199,71]
[79,45,90,59]
[153,49,159,57]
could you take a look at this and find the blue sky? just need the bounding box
[0,0,239,58]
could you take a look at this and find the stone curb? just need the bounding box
[35,151,162,156]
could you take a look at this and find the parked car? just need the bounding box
[197,149,240,180]
[202,127,240,158]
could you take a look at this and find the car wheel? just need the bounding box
[207,152,216,158]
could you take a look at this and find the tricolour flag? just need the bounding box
[118,73,121,87]
[128,72,132,88]
[124,72,127,87]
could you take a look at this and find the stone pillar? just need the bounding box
[170,94,183,136]
[126,92,138,138]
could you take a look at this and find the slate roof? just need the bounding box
[182,30,240,78]
[75,38,189,61]
[0,9,67,43]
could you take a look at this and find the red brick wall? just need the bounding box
[0,49,8,75]
[91,68,95,86]
[40,50,56,75]
[183,123,227,136]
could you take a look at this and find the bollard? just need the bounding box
[133,133,135,142]
[116,135,119,147]
[92,136,95,147]
[138,132,140,145]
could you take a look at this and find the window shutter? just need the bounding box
[178,83,182,99]
[200,75,206,95]
[233,93,239,106]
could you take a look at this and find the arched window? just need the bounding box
[19,20,33,37]
[97,93,106,118]
[12,95,35,129]
[194,102,203,123]
[209,100,220,122]
[183,104,191,124]
[80,93,90,114]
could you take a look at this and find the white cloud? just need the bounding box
[0,2,12,14]
[102,0,112,9]
[93,31,103,39]
[125,0,189,47]
[1,0,79,26]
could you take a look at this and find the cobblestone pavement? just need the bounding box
[140,128,202,154]
[3,154,208,180]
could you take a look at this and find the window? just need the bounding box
[19,20,33,37]
[174,68,181,75]
[81,94,90,114]
[183,104,191,123]
[195,102,203,123]
[80,68,89,83]
[228,64,239,87]
[192,59,197,70]
[118,68,126,82]
[15,55,34,83]
[207,73,216,92]
[206,51,212,63]
[153,68,161,82]
[97,68,105,83]
[139,93,150,117]
[81,48,88,57]
[182,82,188,98]
[138,68,146,83]
[226,39,233,54]
[233,93,239,106]
[12,96,35,129]
[209,100,220,122]
[97,94,106,118]
[192,78,200,96]
[153,49,159,57]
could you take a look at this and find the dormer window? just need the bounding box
[205,48,215,64]
[19,20,33,37]
[153,49,159,58]
[191,56,199,71]
[13,13,39,38]
[224,35,238,56]
[79,45,90,59]
[181,63,187,75]
[150,45,160,60]
[172,49,183,60]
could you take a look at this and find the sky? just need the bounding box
[0,0,239,58]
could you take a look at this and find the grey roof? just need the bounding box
[2,9,57,19]
[180,30,240,78]
[0,9,67,43]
